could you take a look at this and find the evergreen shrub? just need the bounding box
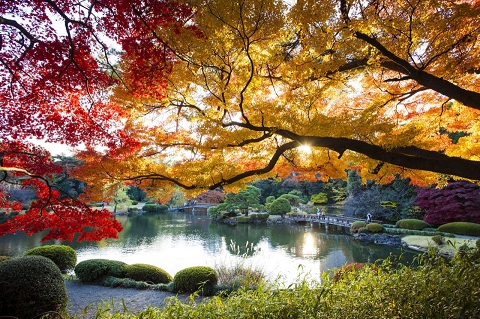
[396,219,431,230]
[438,222,480,236]
[0,256,67,319]
[24,244,77,273]
[237,216,251,223]
[358,227,369,233]
[75,259,127,282]
[125,263,172,284]
[350,221,366,233]
[142,203,168,213]
[173,266,218,295]
[366,222,383,233]
[250,213,269,222]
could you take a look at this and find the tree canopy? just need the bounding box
[1,0,480,240]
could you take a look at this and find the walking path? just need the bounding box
[65,281,201,317]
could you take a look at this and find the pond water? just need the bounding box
[0,212,418,284]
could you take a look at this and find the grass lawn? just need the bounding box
[402,235,479,256]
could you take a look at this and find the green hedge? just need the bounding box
[142,204,169,213]
[384,228,453,237]
[75,259,127,283]
[438,222,480,237]
[250,213,269,222]
[0,256,67,319]
[350,221,366,233]
[396,219,431,230]
[236,216,251,223]
[125,264,172,284]
[366,223,383,233]
[24,244,77,273]
[173,266,218,296]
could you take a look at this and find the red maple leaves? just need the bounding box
[0,0,194,241]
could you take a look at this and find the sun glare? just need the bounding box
[298,144,312,154]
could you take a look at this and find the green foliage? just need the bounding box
[97,276,150,289]
[142,203,169,213]
[350,221,366,233]
[87,249,480,319]
[208,202,235,218]
[396,219,431,230]
[431,235,445,245]
[250,213,269,222]
[310,192,328,204]
[384,228,453,237]
[0,256,67,319]
[75,259,127,283]
[366,222,383,233]
[279,193,301,206]
[24,244,77,273]
[438,222,480,236]
[0,256,11,263]
[125,264,173,284]
[269,198,291,215]
[265,195,275,204]
[357,227,369,233]
[173,266,218,295]
[236,215,251,223]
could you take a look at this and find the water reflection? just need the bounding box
[0,212,417,283]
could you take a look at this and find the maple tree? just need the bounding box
[415,181,480,225]
[0,0,193,240]
[78,0,480,196]
[2,0,480,240]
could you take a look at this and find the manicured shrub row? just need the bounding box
[24,244,77,273]
[384,227,453,237]
[396,219,431,230]
[438,222,480,237]
[74,259,219,296]
[75,259,127,282]
[0,256,67,319]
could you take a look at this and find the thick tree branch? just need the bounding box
[280,132,480,180]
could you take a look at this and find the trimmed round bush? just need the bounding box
[75,259,127,283]
[438,222,480,237]
[173,266,218,295]
[125,263,172,284]
[350,221,366,233]
[0,256,67,319]
[396,219,431,230]
[142,203,168,213]
[24,244,76,273]
[366,222,383,233]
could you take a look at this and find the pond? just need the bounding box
[0,212,418,284]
